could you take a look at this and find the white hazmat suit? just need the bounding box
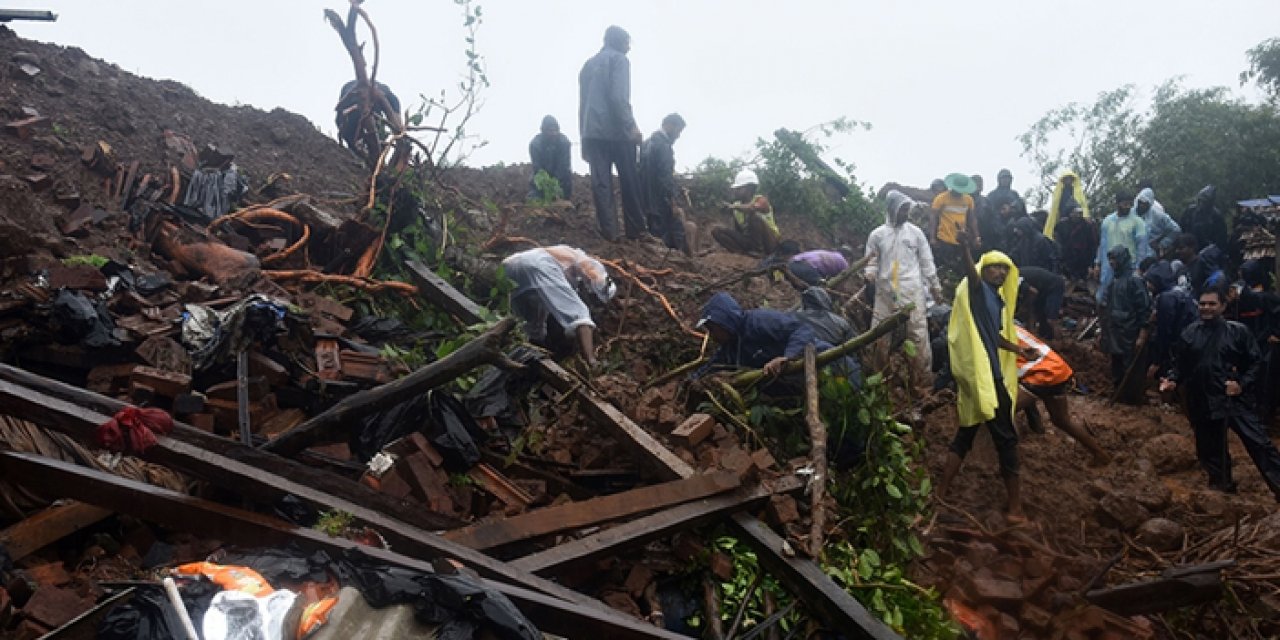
[863,190,942,380]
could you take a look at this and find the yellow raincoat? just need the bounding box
[947,251,1019,427]
[1043,170,1090,240]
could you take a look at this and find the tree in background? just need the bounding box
[1242,37,1280,103]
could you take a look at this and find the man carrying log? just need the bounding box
[1160,287,1280,501]
[502,246,616,365]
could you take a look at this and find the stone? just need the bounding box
[964,542,1000,569]
[20,586,88,629]
[1132,480,1173,513]
[1097,492,1150,531]
[969,574,1023,607]
[1141,433,1198,474]
[671,413,715,447]
[766,495,800,526]
[1136,518,1185,552]
[1021,603,1053,631]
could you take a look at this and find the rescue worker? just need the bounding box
[795,287,856,346]
[638,113,688,252]
[712,169,780,255]
[528,115,573,200]
[1007,217,1059,273]
[502,245,616,364]
[1055,205,1097,282]
[1093,192,1151,304]
[930,173,980,267]
[937,233,1035,522]
[1173,233,1227,296]
[1044,171,1089,240]
[1101,246,1152,402]
[984,169,1026,246]
[1135,187,1180,257]
[1017,266,1065,339]
[579,26,645,242]
[865,190,943,386]
[335,79,402,156]
[1014,325,1112,466]
[1144,261,1199,383]
[1161,288,1280,501]
[788,247,852,287]
[1235,260,1280,430]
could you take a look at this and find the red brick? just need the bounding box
[130,365,191,398]
[766,495,800,526]
[60,204,94,237]
[624,564,653,597]
[86,363,137,394]
[47,265,107,291]
[751,448,777,471]
[339,350,389,383]
[29,153,55,171]
[206,395,278,433]
[187,413,216,432]
[20,586,89,628]
[709,551,735,581]
[5,116,48,139]
[22,563,70,587]
[204,377,269,402]
[21,173,51,192]
[969,574,1024,607]
[54,192,81,210]
[171,392,206,416]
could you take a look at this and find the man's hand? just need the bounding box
[1159,378,1176,393]
[955,230,970,248]
[762,357,788,378]
[1226,380,1242,396]
[1020,346,1039,361]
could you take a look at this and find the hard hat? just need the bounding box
[731,169,758,189]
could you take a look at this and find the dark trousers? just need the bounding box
[583,138,644,240]
[645,198,686,251]
[1190,410,1280,499]
[711,215,779,255]
[949,383,1019,478]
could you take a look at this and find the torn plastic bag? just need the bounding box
[98,582,219,640]
[50,289,120,348]
[349,315,442,348]
[202,589,297,640]
[352,390,485,469]
[228,546,539,640]
[463,346,542,426]
[182,294,288,371]
[184,164,247,220]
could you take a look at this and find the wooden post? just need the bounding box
[803,345,828,558]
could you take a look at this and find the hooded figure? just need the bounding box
[864,190,942,383]
[1007,216,1059,272]
[1144,260,1198,378]
[528,115,573,200]
[1101,246,1152,391]
[983,169,1025,251]
[1182,186,1229,252]
[1045,171,1090,240]
[795,287,855,346]
[1096,193,1152,304]
[1134,187,1179,255]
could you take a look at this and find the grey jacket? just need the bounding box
[578,44,638,142]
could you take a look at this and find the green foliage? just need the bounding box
[61,254,109,268]
[405,0,491,175]
[314,510,355,537]
[706,535,802,634]
[684,156,740,214]
[1242,37,1280,103]
[529,169,562,204]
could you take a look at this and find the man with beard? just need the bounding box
[1161,288,1280,501]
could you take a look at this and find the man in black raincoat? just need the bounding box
[1007,217,1059,273]
[1144,260,1198,383]
[1182,185,1229,252]
[982,169,1025,251]
[1101,246,1151,400]
[1160,288,1280,500]
[639,113,687,252]
[794,287,855,347]
[1235,260,1280,430]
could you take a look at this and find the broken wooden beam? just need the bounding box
[1085,560,1235,616]
[262,317,516,456]
[511,475,803,575]
[534,356,900,639]
[404,259,489,325]
[0,501,112,561]
[445,471,740,551]
[803,345,829,558]
[0,451,685,640]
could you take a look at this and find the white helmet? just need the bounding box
[731,169,759,189]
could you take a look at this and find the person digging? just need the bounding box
[936,232,1037,523]
[1014,325,1112,466]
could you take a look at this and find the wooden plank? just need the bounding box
[0,451,684,640]
[0,379,614,613]
[0,501,112,561]
[533,356,900,639]
[511,475,803,575]
[404,259,488,325]
[445,471,740,551]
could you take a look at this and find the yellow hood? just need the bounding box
[1044,170,1090,240]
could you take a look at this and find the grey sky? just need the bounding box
[11,0,1280,198]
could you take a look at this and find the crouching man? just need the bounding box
[503,245,616,364]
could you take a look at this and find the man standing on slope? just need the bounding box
[579,26,645,242]
[1093,192,1151,304]
[639,113,688,253]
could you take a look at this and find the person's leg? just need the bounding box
[1043,286,1063,339]
[1017,387,1045,434]
[990,385,1023,517]
[907,294,933,386]
[711,227,751,254]
[869,290,894,370]
[1043,393,1111,464]
[611,141,646,239]
[1228,412,1280,500]
[1111,354,1128,387]
[661,201,686,251]
[939,426,979,500]
[510,291,549,344]
[583,139,619,240]
[1190,415,1234,491]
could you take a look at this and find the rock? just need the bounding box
[1132,480,1173,512]
[1021,603,1053,631]
[1097,492,1151,531]
[964,542,1000,569]
[1136,518,1185,551]
[969,574,1024,607]
[1141,433,1198,474]
[766,495,800,526]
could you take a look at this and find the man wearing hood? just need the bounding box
[795,287,856,347]
[1007,217,1059,273]
[1101,246,1152,401]
[1044,171,1089,240]
[1173,233,1227,296]
[694,292,858,388]
[983,169,1026,251]
[865,190,942,385]
[503,245,616,365]
[528,115,573,201]
[938,234,1036,522]
[1055,205,1097,282]
[639,113,688,252]
[1134,187,1179,257]
[579,26,645,242]
[1182,186,1229,252]
[1094,192,1152,305]
[1144,260,1199,385]
[1161,288,1280,501]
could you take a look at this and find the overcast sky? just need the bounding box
[10,0,1280,198]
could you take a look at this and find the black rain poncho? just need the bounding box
[1101,246,1151,358]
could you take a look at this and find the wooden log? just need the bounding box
[803,345,829,558]
[703,575,725,640]
[262,317,516,456]
[445,472,739,551]
[0,501,112,561]
[534,357,900,639]
[510,476,802,575]
[1085,560,1234,616]
[730,306,912,388]
[404,259,488,325]
[0,451,685,640]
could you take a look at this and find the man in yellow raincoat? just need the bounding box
[1043,171,1089,240]
[937,233,1038,521]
